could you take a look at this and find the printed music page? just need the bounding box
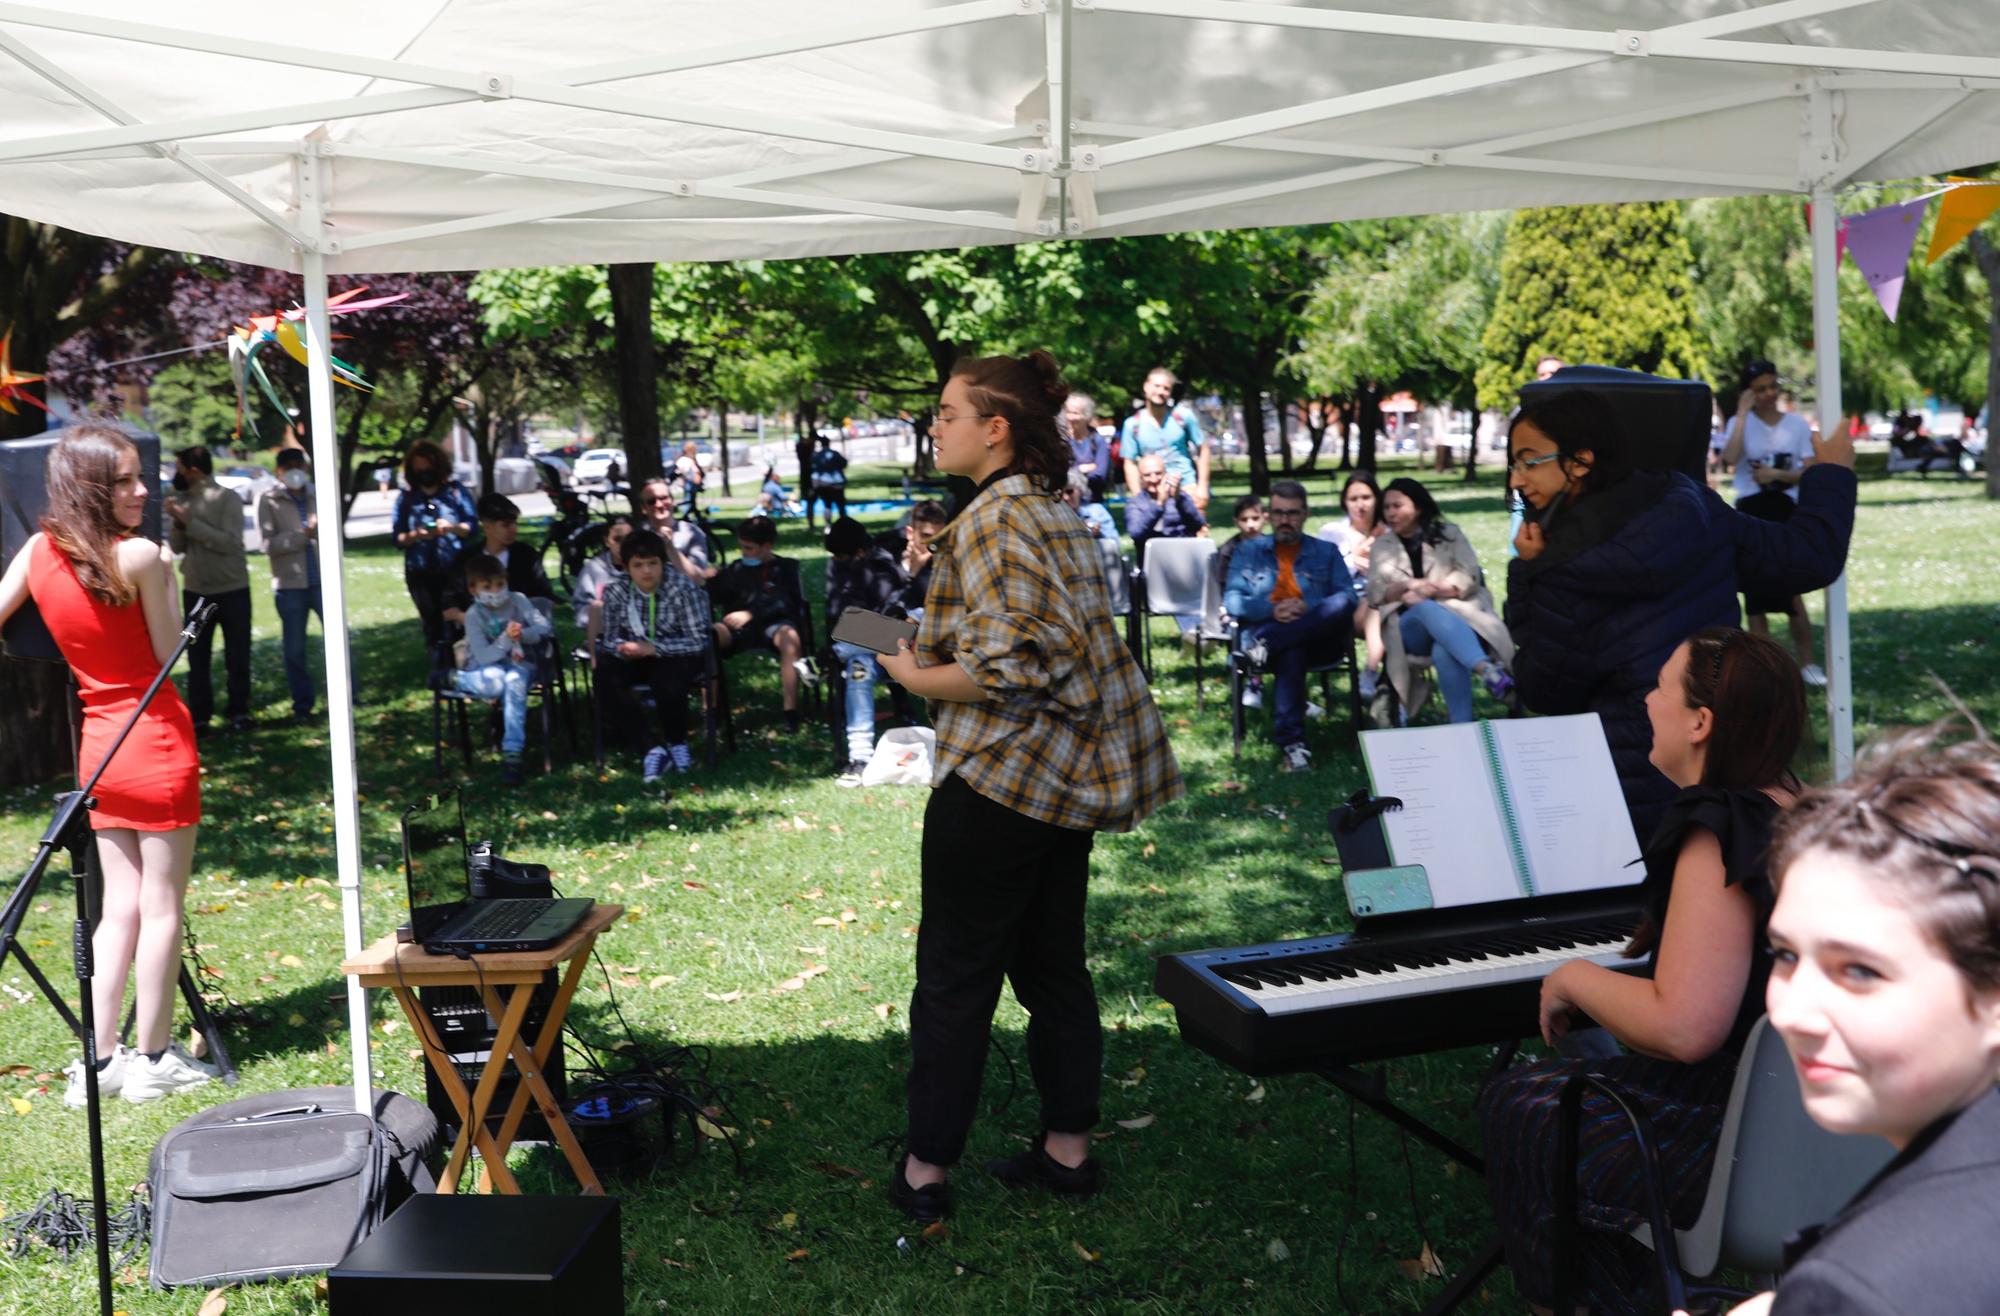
[1491,715,1642,895]
[1359,724,1520,908]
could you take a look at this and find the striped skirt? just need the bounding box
[1476,1050,1740,1313]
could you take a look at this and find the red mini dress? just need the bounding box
[27,536,201,831]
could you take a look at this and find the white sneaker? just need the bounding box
[1306,701,1327,720]
[1800,663,1828,688]
[63,1046,127,1108]
[1240,686,1263,710]
[121,1046,213,1103]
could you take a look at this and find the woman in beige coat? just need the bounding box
[1365,477,1514,724]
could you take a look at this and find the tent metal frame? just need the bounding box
[0,0,1972,1107]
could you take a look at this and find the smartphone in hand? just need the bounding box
[831,607,918,656]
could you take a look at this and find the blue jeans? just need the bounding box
[274,585,322,716]
[1244,592,1357,747]
[1398,601,1490,724]
[455,663,531,755]
[833,640,883,763]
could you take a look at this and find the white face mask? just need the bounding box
[473,589,508,610]
[282,469,308,491]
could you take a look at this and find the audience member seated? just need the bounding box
[571,514,639,630]
[1367,476,1513,724]
[1318,472,1389,699]
[1478,629,1804,1315]
[1061,468,1119,543]
[824,517,910,783]
[1064,390,1113,501]
[446,554,553,786]
[1503,389,1855,841]
[637,476,714,582]
[884,500,948,624]
[757,466,804,517]
[1215,494,1266,707]
[1735,720,2000,1316]
[1224,480,1356,774]
[1127,452,1208,637]
[594,529,712,783]
[710,515,811,732]
[444,492,553,626]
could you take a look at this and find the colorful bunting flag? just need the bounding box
[1925,177,2000,266]
[1844,196,1931,322]
[0,328,50,415]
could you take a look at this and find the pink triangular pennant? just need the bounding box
[1844,196,1931,321]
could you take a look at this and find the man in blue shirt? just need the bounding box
[1120,367,1211,513]
[1225,481,1357,773]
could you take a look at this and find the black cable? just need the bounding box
[986,1034,1019,1119]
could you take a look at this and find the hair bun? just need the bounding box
[1023,349,1069,413]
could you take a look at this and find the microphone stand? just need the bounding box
[0,599,216,1316]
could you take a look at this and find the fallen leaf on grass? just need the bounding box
[287,1013,307,1027]
[809,1161,864,1178]
[1245,1083,1266,1103]
[1141,842,1157,858]
[1266,1238,1291,1263]
[922,1221,949,1241]
[779,1212,798,1229]
[1114,1113,1156,1130]
[797,945,827,956]
[874,1003,896,1020]
[1145,883,1167,895]
[648,974,678,989]
[682,880,707,891]
[839,909,858,923]
[1116,1066,1147,1087]
[1395,1242,1447,1281]
[1072,1241,1100,1263]
[801,887,823,900]
[703,991,744,1004]
[278,954,304,969]
[9,1096,32,1115]
[1212,780,1247,794]
[660,1257,695,1271]
[197,1285,232,1316]
[785,1248,808,1262]
[812,917,842,927]
[694,1115,738,1140]
[199,965,225,980]
[0,1064,33,1077]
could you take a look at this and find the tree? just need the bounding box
[607,263,664,489]
[1477,202,1707,411]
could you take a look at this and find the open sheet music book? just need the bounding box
[1358,714,1643,910]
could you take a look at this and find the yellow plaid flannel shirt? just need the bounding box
[915,474,1183,833]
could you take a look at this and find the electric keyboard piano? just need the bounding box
[1154,892,1643,1076]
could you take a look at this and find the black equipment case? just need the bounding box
[148,1085,440,1289]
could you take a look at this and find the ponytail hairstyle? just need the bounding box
[1769,709,2000,998]
[948,350,1072,493]
[41,421,142,607]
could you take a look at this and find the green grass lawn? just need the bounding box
[1,457,1995,1314]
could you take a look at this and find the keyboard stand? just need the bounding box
[1312,1040,1520,1316]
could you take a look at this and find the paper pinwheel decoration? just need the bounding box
[0,327,50,415]
[228,287,409,435]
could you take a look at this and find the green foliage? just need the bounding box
[144,354,251,449]
[1476,202,1707,410]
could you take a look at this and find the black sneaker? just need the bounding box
[888,1161,952,1222]
[783,709,802,734]
[228,714,255,734]
[501,756,525,787]
[985,1141,1101,1198]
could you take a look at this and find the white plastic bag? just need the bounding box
[860,727,935,787]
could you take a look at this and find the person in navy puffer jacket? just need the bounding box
[1504,389,1856,841]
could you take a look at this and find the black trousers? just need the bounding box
[405,568,455,652]
[906,772,1100,1166]
[599,651,704,748]
[182,586,252,725]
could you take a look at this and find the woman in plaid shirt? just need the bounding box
[880,351,1183,1221]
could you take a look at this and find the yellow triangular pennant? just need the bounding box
[1924,176,2000,265]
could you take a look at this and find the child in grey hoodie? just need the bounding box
[454,554,552,785]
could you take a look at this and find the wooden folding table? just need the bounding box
[341,903,624,1196]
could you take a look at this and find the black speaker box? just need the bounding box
[1518,365,1712,483]
[0,429,166,660]
[327,1194,620,1314]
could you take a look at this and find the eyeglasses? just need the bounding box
[1506,451,1561,475]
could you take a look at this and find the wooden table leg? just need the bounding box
[487,946,596,1165]
[431,984,531,1195]
[482,970,605,1196]
[392,986,497,1194]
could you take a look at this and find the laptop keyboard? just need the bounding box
[455,900,547,940]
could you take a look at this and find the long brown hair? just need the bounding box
[949,351,1072,494]
[1769,712,2000,997]
[40,422,141,607]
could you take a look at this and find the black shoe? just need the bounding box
[228,714,255,733]
[888,1161,952,1223]
[501,757,525,787]
[985,1140,1102,1197]
[784,710,802,734]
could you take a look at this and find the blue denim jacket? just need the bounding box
[1224,534,1356,624]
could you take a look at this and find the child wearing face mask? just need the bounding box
[1726,720,2000,1316]
[451,555,551,786]
[259,447,324,722]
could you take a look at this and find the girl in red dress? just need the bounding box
[0,423,212,1104]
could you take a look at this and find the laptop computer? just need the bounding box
[401,790,592,955]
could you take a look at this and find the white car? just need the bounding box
[570,448,627,489]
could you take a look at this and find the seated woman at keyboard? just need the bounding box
[1477,626,1805,1316]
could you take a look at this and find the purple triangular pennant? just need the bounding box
[1844,196,1931,321]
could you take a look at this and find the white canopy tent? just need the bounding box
[3,0,1995,1108]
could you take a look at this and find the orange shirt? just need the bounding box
[1271,541,1303,603]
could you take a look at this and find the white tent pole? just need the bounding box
[296,149,373,1112]
[1808,181,1855,781]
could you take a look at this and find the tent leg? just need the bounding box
[302,249,375,1113]
[1808,184,1854,781]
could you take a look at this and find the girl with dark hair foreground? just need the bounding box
[1478,628,1804,1316]
[0,422,216,1105]
[878,351,1182,1221]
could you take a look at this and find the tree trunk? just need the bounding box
[1338,393,1354,470]
[714,397,731,497]
[608,263,663,488]
[1296,396,1333,474]
[1277,398,1292,473]
[1357,383,1383,472]
[1462,408,1482,484]
[1974,234,2000,501]
[1243,389,1271,497]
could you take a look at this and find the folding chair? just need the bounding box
[1131,537,1215,680]
[1552,1016,1896,1314]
